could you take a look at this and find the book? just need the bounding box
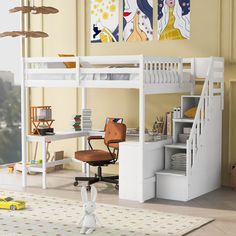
[167,111,173,136]
[162,112,167,135]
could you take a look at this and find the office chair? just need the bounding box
[74,122,126,191]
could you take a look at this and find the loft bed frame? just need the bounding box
[20,55,195,196]
[22,55,193,93]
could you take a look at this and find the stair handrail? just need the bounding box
[186,57,214,175]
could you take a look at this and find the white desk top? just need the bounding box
[27,130,104,142]
[121,137,172,147]
[27,130,172,145]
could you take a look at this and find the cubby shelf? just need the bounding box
[173,118,194,123]
[158,95,201,179]
[165,143,187,149]
[156,170,186,176]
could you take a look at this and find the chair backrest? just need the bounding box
[104,122,126,149]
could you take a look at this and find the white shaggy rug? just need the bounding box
[0,190,213,236]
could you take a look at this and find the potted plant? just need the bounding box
[73,115,81,131]
[74,115,81,123]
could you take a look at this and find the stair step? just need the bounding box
[173,118,194,123]
[156,169,186,176]
[165,143,187,149]
[195,79,205,84]
[182,95,201,98]
[156,170,188,201]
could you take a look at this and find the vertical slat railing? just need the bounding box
[143,57,185,86]
[154,62,158,84]
[76,57,80,86]
[151,61,155,83]
[204,83,209,120]
[187,57,214,171]
[200,102,204,134]
[178,59,184,84]
[186,139,191,177]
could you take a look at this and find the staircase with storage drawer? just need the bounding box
[156,57,224,201]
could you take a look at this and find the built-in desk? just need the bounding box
[26,130,104,189]
[25,130,171,197]
[25,130,136,189]
[119,138,172,202]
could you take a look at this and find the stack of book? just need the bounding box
[170,153,186,171]
[82,109,92,131]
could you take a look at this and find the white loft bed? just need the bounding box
[20,55,196,200]
[23,55,193,94]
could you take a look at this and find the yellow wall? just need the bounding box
[27,0,236,185]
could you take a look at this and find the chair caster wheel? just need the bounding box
[74,181,79,187]
[86,186,91,191]
[115,184,119,190]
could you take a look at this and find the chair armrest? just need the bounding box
[87,136,104,150]
[87,136,104,141]
[106,139,125,160]
[107,139,124,145]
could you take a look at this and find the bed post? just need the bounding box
[191,58,196,95]
[21,0,27,188]
[21,58,27,188]
[139,55,145,203]
[81,87,89,176]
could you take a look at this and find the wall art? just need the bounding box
[158,0,190,40]
[91,0,119,43]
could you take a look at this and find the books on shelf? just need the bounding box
[82,109,92,115]
[82,109,92,131]
[166,112,173,136]
[163,111,173,136]
[163,106,182,136]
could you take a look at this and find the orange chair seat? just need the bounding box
[75,150,115,163]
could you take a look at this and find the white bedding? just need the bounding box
[81,73,138,81]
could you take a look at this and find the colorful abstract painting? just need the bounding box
[91,0,119,43]
[158,0,190,40]
[123,0,153,42]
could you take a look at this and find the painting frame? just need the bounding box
[90,0,119,43]
[158,0,191,40]
[123,0,153,42]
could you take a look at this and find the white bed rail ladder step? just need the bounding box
[156,57,224,201]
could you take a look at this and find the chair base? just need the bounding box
[74,166,119,190]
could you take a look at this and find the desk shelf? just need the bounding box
[28,157,72,173]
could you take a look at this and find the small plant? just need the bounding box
[152,116,164,134]
[73,115,81,131]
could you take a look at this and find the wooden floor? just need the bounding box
[1,168,236,236]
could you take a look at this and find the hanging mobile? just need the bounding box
[0,0,59,38]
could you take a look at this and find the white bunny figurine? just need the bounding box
[79,186,101,234]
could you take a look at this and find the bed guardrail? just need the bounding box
[23,56,190,89]
[143,57,183,85]
[24,57,78,73]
